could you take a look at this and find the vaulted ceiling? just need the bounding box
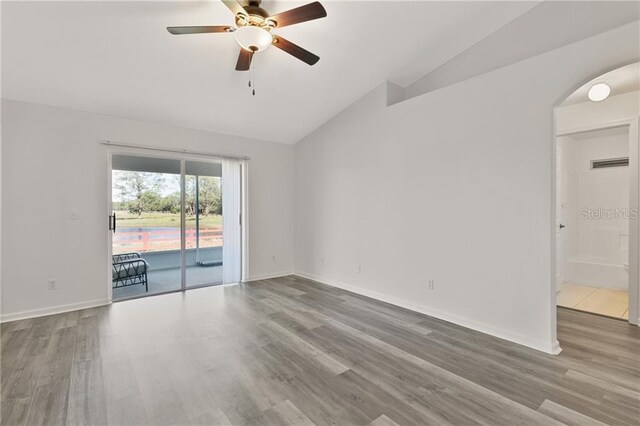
[2,1,540,143]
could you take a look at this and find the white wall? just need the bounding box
[558,129,630,289]
[1,99,294,321]
[294,21,640,354]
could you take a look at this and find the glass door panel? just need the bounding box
[111,154,182,300]
[185,160,224,288]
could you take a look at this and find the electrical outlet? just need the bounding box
[321,257,325,265]
[272,255,276,263]
[48,279,58,290]
[69,209,79,220]
[428,279,435,290]
[356,264,361,273]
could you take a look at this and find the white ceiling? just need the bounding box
[403,1,640,100]
[1,1,537,144]
[562,62,640,106]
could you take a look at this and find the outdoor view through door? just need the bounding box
[110,154,242,301]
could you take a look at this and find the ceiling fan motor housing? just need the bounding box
[244,5,268,18]
[238,0,272,27]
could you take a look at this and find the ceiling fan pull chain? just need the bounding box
[251,64,256,96]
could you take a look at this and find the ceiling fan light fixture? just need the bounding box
[233,26,272,52]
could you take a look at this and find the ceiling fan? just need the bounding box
[167,0,327,71]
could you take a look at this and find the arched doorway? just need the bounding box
[553,62,639,330]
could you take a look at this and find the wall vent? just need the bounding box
[591,157,629,169]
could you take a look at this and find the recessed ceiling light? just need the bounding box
[588,83,611,102]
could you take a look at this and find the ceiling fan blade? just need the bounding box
[235,48,254,71]
[167,26,231,35]
[221,0,248,18]
[267,2,327,28]
[272,36,319,66]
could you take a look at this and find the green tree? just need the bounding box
[160,192,181,213]
[199,177,222,215]
[184,176,196,216]
[183,176,222,216]
[114,171,165,216]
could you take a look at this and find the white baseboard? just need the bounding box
[244,271,294,282]
[1,298,111,323]
[294,271,562,355]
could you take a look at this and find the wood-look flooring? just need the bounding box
[1,275,639,425]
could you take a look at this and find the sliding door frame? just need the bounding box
[240,161,249,283]
[106,147,247,303]
[180,159,187,291]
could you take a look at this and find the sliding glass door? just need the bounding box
[110,153,242,301]
[184,160,224,288]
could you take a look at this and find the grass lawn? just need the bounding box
[115,211,222,228]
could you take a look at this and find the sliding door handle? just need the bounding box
[109,213,117,233]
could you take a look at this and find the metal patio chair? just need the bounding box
[112,252,149,292]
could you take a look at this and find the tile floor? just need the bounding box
[557,282,629,319]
